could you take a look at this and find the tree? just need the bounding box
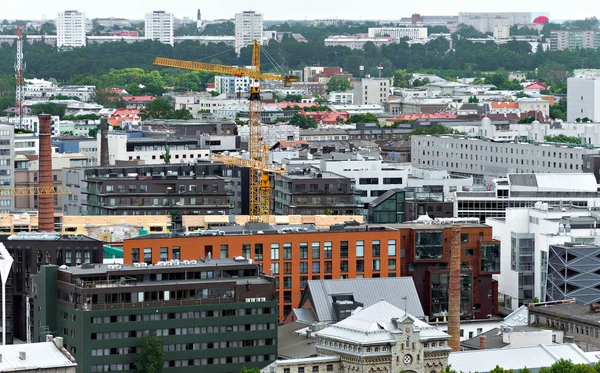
[289,114,317,129]
[348,113,378,123]
[326,76,351,93]
[468,96,479,103]
[140,98,173,120]
[550,101,567,121]
[284,94,303,102]
[393,69,412,88]
[135,332,164,373]
[31,102,66,118]
[240,368,260,373]
[163,145,171,164]
[544,134,581,144]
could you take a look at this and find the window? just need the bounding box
[131,249,140,263]
[388,240,396,256]
[466,248,474,256]
[160,248,168,261]
[312,262,320,273]
[271,244,280,260]
[220,245,228,258]
[143,248,152,264]
[300,262,308,274]
[359,178,378,185]
[312,242,320,259]
[283,243,292,260]
[255,244,263,261]
[415,231,443,260]
[461,233,469,242]
[300,243,308,259]
[356,260,364,272]
[356,240,364,257]
[373,259,380,271]
[283,276,291,288]
[324,242,332,259]
[340,260,348,272]
[372,240,380,257]
[340,241,348,258]
[242,244,251,259]
[383,177,402,184]
[388,259,396,270]
[172,247,180,260]
[271,263,279,274]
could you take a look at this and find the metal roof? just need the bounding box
[0,341,77,371]
[449,344,593,373]
[292,308,317,324]
[305,277,424,323]
[316,301,448,345]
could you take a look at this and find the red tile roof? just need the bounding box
[122,96,156,102]
[525,81,549,90]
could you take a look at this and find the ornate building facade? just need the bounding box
[264,301,451,373]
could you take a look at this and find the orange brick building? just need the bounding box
[123,224,500,321]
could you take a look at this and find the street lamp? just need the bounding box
[0,243,14,345]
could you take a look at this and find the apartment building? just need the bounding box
[145,11,174,46]
[56,10,86,49]
[550,31,600,51]
[235,11,263,54]
[214,76,252,95]
[324,36,398,50]
[0,232,104,344]
[34,258,277,373]
[567,75,600,122]
[353,78,390,105]
[122,222,500,322]
[458,12,531,33]
[368,27,428,40]
[0,123,14,213]
[411,134,598,182]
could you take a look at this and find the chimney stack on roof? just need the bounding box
[479,335,487,350]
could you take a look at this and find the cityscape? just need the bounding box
[0,4,599,373]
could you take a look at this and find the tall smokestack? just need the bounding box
[100,117,109,167]
[38,114,54,232]
[448,224,462,352]
[479,335,487,350]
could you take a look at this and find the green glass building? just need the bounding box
[33,258,277,373]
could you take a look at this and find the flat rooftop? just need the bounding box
[529,302,600,325]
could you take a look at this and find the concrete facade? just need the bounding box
[353,78,390,105]
[458,12,531,33]
[56,10,86,49]
[235,11,263,54]
[144,11,174,46]
[567,76,600,123]
[368,27,428,39]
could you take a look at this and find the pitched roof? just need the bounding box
[449,344,593,373]
[304,277,424,323]
[525,81,549,90]
[0,341,77,371]
[316,300,448,344]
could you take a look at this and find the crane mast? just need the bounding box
[153,40,296,223]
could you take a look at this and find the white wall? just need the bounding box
[568,77,600,122]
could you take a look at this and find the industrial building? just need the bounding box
[123,221,500,322]
[34,258,277,373]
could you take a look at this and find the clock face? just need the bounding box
[404,354,413,365]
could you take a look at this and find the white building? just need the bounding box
[238,124,299,147]
[458,12,532,33]
[214,75,251,95]
[173,92,243,115]
[234,11,263,54]
[0,335,77,372]
[487,200,600,310]
[368,27,428,40]
[516,98,550,116]
[0,123,14,213]
[353,78,390,105]
[324,36,398,50]
[567,75,600,123]
[24,78,56,99]
[493,25,511,39]
[328,91,354,105]
[330,103,385,115]
[56,10,86,49]
[145,11,174,46]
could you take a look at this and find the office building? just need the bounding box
[550,31,600,51]
[34,258,277,373]
[122,221,500,322]
[0,123,14,213]
[0,232,104,344]
[567,75,600,122]
[458,12,531,33]
[145,11,174,46]
[546,243,600,304]
[368,187,454,224]
[353,78,390,105]
[368,27,427,40]
[235,11,263,54]
[56,10,86,49]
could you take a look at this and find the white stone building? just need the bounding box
[353,78,390,105]
[56,10,86,49]
[368,27,428,40]
[328,91,354,105]
[567,75,600,123]
[145,11,174,46]
[235,11,263,54]
[263,301,451,373]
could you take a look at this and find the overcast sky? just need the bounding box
[2,0,596,21]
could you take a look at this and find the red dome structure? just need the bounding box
[533,16,549,24]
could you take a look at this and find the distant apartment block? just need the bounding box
[235,11,263,54]
[214,76,251,95]
[145,11,174,46]
[324,35,398,50]
[368,27,427,40]
[550,31,600,51]
[458,12,531,33]
[353,78,390,105]
[56,10,86,49]
[567,75,600,122]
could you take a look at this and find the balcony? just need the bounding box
[74,277,137,288]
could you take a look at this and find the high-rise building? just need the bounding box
[550,31,600,51]
[353,78,390,105]
[234,11,263,54]
[0,123,14,213]
[567,74,600,122]
[56,10,86,49]
[458,12,531,33]
[145,11,174,46]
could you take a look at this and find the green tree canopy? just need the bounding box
[348,113,378,123]
[135,332,164,373]
[31,102,66,118]
[289,113,318,129]
[544,135,581,144]
[326,76,352,93]
[393,69,413,88]
[139,98,174,120]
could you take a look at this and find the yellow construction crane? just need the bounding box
[154,40,297,223]
[0,186,72,197]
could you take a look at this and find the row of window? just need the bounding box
[417,140,584,159]
[91,323,275,340]
[90,308,274,324]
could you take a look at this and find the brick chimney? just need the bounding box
[100,117,109,166]
[479,335,487,350]
[38,114,54,232]
[448,224,462,352]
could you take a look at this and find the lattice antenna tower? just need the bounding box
[14,25,26,129]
